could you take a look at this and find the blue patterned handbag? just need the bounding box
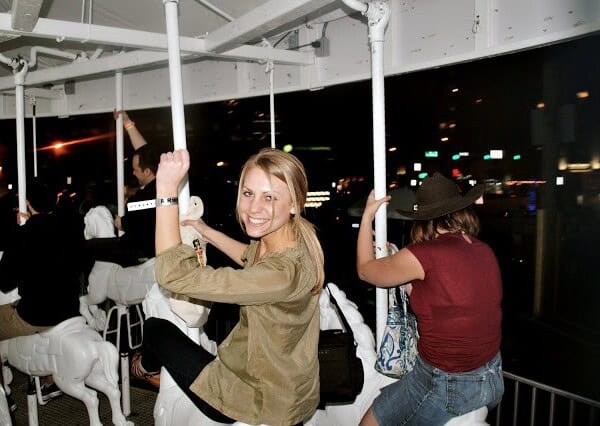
[374,286,419,378]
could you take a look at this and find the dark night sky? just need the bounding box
[0,33,597,197]
[0,33,598,401]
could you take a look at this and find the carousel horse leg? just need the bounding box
[0,385,11,426]
[85,362,134,426]
[53,376,102,426]
[1,361,11,397]
[79,295,107,332]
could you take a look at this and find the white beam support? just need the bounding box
[0,13,173,51]
[0,13,313,65]
[204,0,336,52]
[10,0,43,32]
[0,45,309,92]
[3,87,64,98]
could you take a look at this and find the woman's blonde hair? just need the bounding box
[236,148,325,292]
[410,206,480,243]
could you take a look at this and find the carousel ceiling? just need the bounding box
[0,0,342,78]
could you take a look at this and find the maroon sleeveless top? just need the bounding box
[407,232,502,372]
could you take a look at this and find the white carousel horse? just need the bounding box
[306,283,396,426]
[311,284,489,426]
[80,196,208,417]
[0,253,15,426]
[80,198,207,330]
[0,316,132,426]
[142,283,217,426]
[146,282,375,426]
[80,205,149,331]
[144,276,489,426]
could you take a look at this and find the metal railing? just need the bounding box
[491,371,600,426]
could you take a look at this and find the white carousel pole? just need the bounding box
[115,71,125,219]
[163,0,190,214]
[268,61,276,149]
[261,38,275,149]
[31,98,38,177]
[114,70,132,418]
[341,0,391,345]
[14,60,29,225]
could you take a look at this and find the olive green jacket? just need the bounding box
[155,240,320,426]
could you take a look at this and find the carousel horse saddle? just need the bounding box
[445,406,489,425]
[11,317,88,358]
[88,258,156,305]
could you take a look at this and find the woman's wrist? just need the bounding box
[156,186,178,197]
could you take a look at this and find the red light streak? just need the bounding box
[37,132,115,151]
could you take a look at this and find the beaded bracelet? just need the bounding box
[124,121,136,130]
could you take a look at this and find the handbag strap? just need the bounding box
[387,286,399,308]
[388,286,410,318]
[325,284,355,339]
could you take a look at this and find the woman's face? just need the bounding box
[238,166,294,240]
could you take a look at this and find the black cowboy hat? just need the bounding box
[396,172,484,220]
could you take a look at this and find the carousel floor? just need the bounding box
[8,369,156,425]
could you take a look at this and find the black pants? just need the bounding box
[141,317,235,424]
[85,237,145,267]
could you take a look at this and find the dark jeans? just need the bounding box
[141,317,235,424]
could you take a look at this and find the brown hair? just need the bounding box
[410,206,480,243]
[236,148,325,292]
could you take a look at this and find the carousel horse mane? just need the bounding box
[0,317,132,426]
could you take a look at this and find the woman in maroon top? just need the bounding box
[357,173,504,426]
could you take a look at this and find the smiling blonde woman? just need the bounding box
[132,148,324,426]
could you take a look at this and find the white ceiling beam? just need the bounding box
[204,0,337,52]
[0,13,312,65]
[1,87,64,99]
[11,0,44,32]
[0,13,190,51]
[0,45,312,91]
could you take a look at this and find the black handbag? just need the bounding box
[318,285,364,406]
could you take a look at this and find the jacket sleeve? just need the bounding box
[155,244,298,305]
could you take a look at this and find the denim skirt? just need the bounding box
[372,352,504,426]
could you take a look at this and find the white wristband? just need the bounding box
[126,197,178,211]
[156,197,178,207]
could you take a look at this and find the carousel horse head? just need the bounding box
[84,205,116,240]
[0,317,132,426]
